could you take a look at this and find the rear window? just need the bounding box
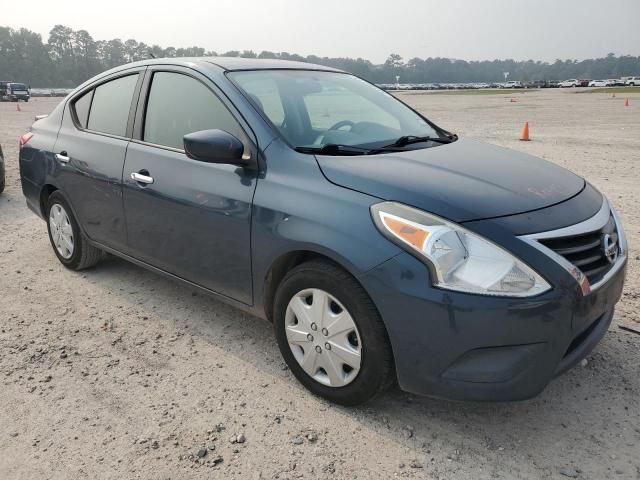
[86,74,138,137]
[10,83,27,91]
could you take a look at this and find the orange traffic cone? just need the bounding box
[624,98,630,107]
[612,92,616,98]
[16,102,21,112]
[519,121,531,141]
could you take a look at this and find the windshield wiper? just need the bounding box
[294,142,424,156]
[384,134,456,148]
[295,144,376,156]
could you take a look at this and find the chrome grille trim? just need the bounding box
[519,197,627,295]
[525,197,612,240]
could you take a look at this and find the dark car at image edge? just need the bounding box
[18,58,627,405]
[0,143,5,193]
[1,81,30,102]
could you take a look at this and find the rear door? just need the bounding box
[122,66,258,304]
[53,69,144,250]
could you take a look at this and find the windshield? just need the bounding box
[229,70,439,150]
[10,83,27,91]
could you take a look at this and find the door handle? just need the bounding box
[131,171,154,185]
[55,152,70,164]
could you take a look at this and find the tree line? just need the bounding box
[1,24,639,87]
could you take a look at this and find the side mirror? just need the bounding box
[183,129,248,166]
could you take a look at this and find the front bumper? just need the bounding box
[360,202,627,401]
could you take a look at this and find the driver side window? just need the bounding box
[143,72,245,150]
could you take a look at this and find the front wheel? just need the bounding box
[274,260,394,405]
[46,191,103,270]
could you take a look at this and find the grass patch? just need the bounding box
[578,87,640,94]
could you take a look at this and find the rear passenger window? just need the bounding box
[143,72,244,150]
[73,90,93,128]
[87,74,138,136]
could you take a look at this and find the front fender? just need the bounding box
[250,140,401,315]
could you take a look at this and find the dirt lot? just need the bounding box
[1,90,639,480]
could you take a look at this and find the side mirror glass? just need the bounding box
[183,129,247,166]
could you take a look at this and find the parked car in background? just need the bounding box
[0,143,5,194]
[8,82,31,101]
[504,80,523,88]
[588,80,608,87]
[559,79,580,88]
[626,77,640,86]
[523,80,555,89]
[18,58,627,405]
[607,79,625,86]
[1,82,30,101]
[0,81,9,100]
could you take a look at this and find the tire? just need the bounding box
[46,191,103,270]
[273,259,394,406]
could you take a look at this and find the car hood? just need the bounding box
[315,138,585,222]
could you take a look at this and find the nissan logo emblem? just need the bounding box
[601,233,618,264]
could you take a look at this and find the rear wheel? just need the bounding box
[274,260,394,405]
[46,191,103,270]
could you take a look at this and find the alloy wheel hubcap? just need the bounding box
[49,204,74,259]
[285,288,362,387]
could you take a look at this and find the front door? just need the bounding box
[122,69,257,304]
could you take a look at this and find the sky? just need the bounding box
[3,0,640,63]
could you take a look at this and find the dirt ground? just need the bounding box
[0,90,638,480]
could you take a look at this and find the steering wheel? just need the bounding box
[313,120,357,146]
[327,120,355,131]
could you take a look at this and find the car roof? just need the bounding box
[203,57,343,72]
[72,57,347,95]
[120,57,343,73]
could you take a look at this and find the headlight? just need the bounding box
[371,202,551,297]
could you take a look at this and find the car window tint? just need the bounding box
[73,90,93,128]
[230,71,431,149]
[143,72,244,150]
[232,77,285,125]
[87,74,138,136]
[303,88,399,131]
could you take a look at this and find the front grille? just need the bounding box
[538,215,618,285]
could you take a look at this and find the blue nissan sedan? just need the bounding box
[19,58,627,405]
